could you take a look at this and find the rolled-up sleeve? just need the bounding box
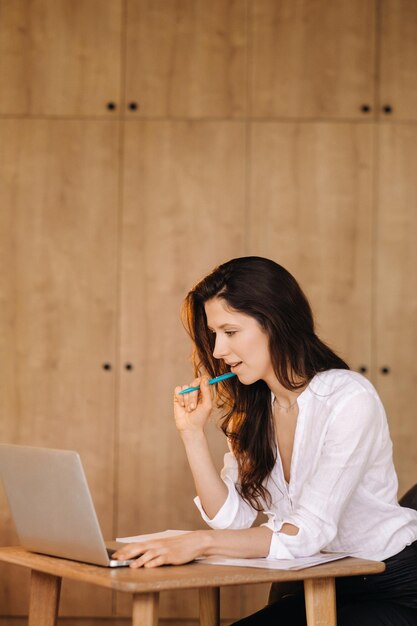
[264,392,383,558]
[194,451,258,529]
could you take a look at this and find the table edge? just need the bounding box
[0,547,385,593]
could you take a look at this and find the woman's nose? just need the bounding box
[213,335,228,360]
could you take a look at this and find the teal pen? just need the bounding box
[178,372,237,395]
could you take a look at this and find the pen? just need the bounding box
[178,372,237,395]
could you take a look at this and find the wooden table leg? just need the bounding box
[28,570,62,626]
[199,586,220,626]
[304,577,336,626]
[132,592,159,626]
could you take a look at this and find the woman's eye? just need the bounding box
[225,331,236,337]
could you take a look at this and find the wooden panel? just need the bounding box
[116,120,246,619]
[0,119,119,615]
[125,0,247,118]
[375,124,417,494]
[241,582,270,618]
[248,122,374,370]
[379,0,417,120]
[249,0,376,119]
[0,0,122,116]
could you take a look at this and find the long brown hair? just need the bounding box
[182,257,349,510]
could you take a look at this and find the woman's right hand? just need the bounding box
[174,376,213,434]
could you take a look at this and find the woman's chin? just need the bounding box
[236,373,260,386]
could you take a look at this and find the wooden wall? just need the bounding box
[0,1,416,623]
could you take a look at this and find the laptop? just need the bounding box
[0,444,134,567]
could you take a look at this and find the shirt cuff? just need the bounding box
[267,530,297,559]
[261,520,298,559]
[194,480,240,529]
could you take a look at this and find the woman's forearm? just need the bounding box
[112,525,275,567]
[198,526,273,558]
[180,429,228,519]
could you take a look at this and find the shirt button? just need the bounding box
[363,576,367,581]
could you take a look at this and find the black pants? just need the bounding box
[230,541,417,626]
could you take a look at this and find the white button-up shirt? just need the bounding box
[195,369,417,561]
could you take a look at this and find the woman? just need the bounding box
[114,256,417,625]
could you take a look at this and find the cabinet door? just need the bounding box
[249,0,376,119]
[0,120,119,615]
[116,120,246,620]
[0,0,122,116]
[379,0,417,121]
[248,122,374,370]
[375,124,417,494]
[124,0,247,118]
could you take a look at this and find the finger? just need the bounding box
[144,555,165,568]
[130,548,162,569]
[189,377,208,411]
[174,385,185,408]
[112,542,145,560]
[181,382,200,412]
[181,384,192,410]
[112,548,129,559]
[187,386,200,411]
[199,376,213,409]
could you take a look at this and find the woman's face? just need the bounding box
[204,297,275,386]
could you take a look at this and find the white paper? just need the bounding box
[200,552,350,570]
[116,529,192,543]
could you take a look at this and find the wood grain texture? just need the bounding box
[249,0,376,118]
[132,592,159,626]
[125,0,247,118]
[304,577,336,626]
[0,0,122,116]
[199,587,220,626]
[0,547,385,593]
[116,120,246,619]
[240,581,270,617]
[28,571,61,626]
[375,124,417,494]
[118,119,246,533]
[379,0,417,120]
[0,119,119,615]
[248,122,374,370]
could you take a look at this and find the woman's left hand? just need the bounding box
[112,531,206,569]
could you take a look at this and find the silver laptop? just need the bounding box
[0,444,133,567]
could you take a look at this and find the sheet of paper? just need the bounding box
[200,552,351,570]
[116,529,191,543]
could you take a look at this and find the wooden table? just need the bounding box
[0,547,384,626]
